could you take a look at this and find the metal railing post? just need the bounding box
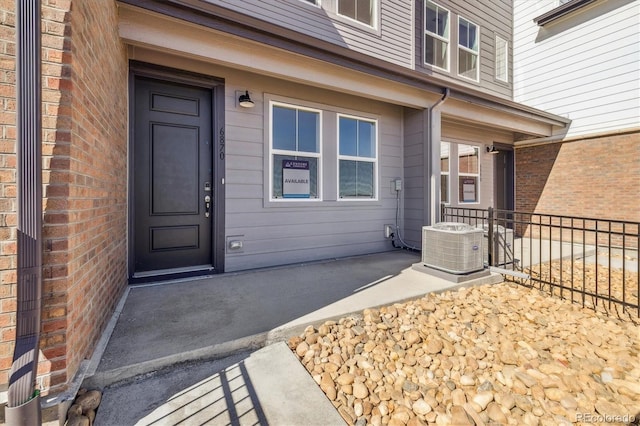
[487,207,494,267]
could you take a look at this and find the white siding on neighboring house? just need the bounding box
[513,0,640,138]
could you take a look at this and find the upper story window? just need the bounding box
[300,0,319,5]
[338,115,377,199]
[495,35,508,82]
[458,17,479,81]
[338,0,376,27]
[424,1,450,70]
[270,102,322,200]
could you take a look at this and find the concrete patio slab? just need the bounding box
[83,250,504,426]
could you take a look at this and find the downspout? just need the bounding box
[5,0,43,424]
[431,87,450,111]
[427,88,450,224]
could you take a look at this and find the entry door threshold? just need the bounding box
[130,265,215,285]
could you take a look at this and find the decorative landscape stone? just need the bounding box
[289,282,639,425]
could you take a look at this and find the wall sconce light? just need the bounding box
[238,90,254,108]
[486,145,499,154]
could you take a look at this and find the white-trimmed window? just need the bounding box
[300,0,319,5]
[270,102,321,200]
[425,1,450,70]
[338,115,377,199]
[458,17,479,81]
[440,142,450,204]
[338,0,376,27]
[458,144,479,203]
[495,35,508,82]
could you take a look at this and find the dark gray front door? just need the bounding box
[494,149,514,211]
[133,76,213,275]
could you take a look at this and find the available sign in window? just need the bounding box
[282,160,310,198]
[461,177,477,202]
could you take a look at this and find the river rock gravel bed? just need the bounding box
[289,282,639,425]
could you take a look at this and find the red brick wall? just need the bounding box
[0,0,128,396]
[515,131,640,223]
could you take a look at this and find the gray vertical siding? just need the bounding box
[207,0,414,68]
[415,0,513,99]
[402,108,426,248]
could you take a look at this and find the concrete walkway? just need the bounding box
[86,251,502,425]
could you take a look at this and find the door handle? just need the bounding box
[204,195,211,218]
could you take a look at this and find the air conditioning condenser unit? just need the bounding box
[422,222,484,274]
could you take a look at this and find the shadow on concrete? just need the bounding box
[94,351,262,426]
[95,342,345,426]
[134,360,267,426]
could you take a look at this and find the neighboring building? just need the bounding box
[513,0,640,222]
[0,0,570,404]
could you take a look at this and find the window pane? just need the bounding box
[440,142,450,172]
[339,117,357,156]
[272,106,296,151]
[468,22,477,50]
[298,110,319,153]
[437,8,448,36]
[358,120,375,158]
[440,155,449,172]
[496,37,507,81]
[458,144,479,173]
[273,154,318,198]
[356,0,373,25]
[426,2,448,37]
[459,19,477,51]
[339,160,374,198]
[426,2,438,34]
[459,19,468,48]
[441,174,449,203]
[426,35,448,68]
[356,161,374,197]
[339,160,357,197]
[459,49,478,80]
[338,0,356,19]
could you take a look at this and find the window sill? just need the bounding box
[263,198,383,208]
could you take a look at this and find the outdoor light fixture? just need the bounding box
[486,145,499,154]
[238,90,254,108]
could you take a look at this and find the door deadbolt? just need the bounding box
[204,195,211,218]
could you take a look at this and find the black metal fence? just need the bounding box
[442,206,640,318]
